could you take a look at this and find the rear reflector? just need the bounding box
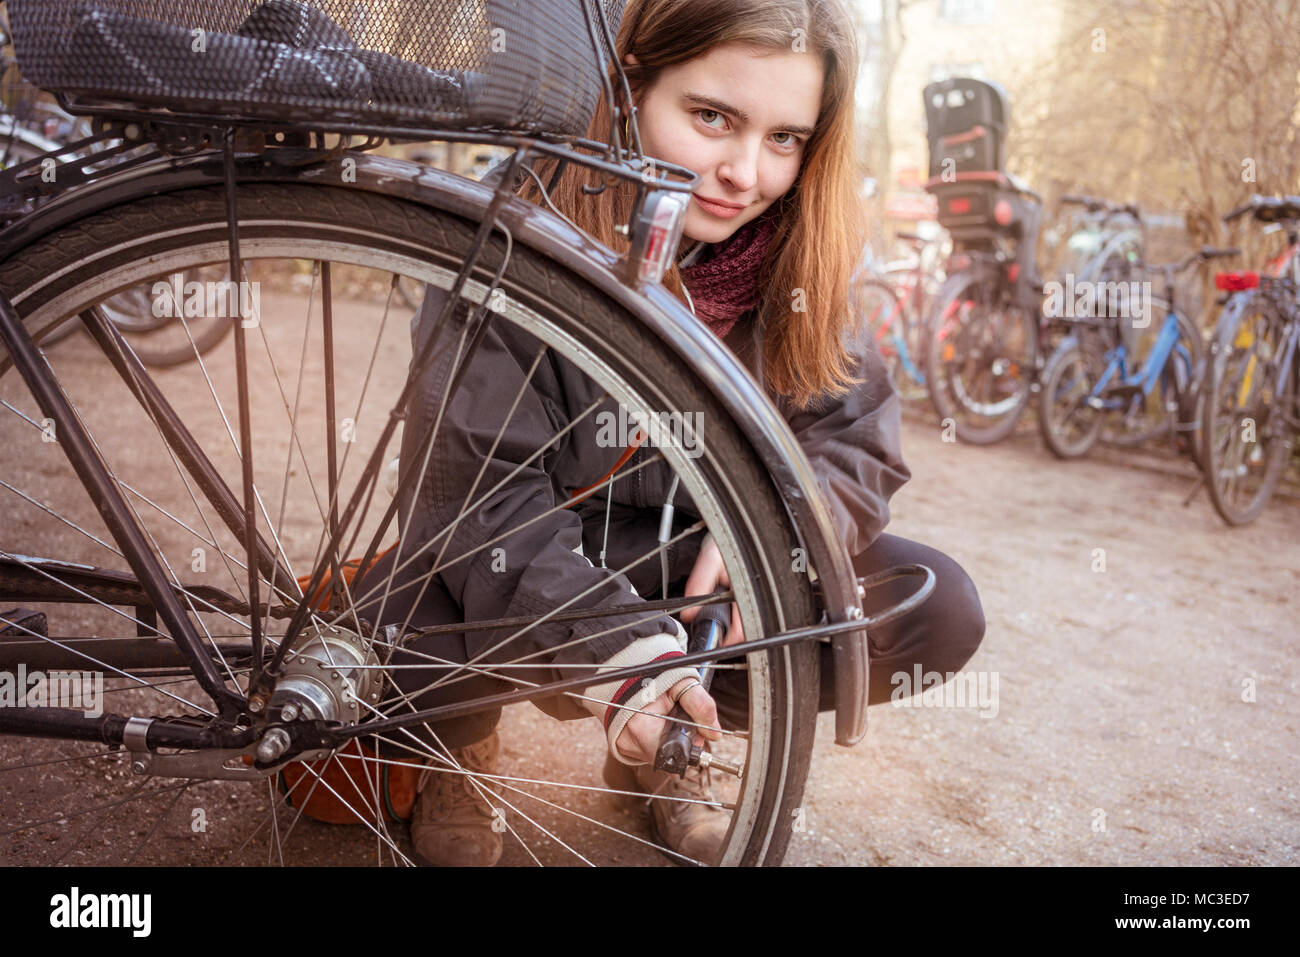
[1215,271,1260,291]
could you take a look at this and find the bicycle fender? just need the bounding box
[0,150,871,745]
[1207,287,1262,355]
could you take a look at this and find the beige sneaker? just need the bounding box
[410,731,503,867]
[604,755,731,866]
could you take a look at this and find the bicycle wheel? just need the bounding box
[854,276,926,401]
[1038,332,1107,459]
[0,139,225,361]
[394,274,426,311]
[99,268,236,368]
[926,269,1037,445]
[1166,310,1206,463]
[0,138,77,347]
[0,181,821,866]
[1199,293,1294,526]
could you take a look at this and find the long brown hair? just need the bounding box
[517,0,865,409]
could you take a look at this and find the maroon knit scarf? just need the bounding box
[679,206,779,339]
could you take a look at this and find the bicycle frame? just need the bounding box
[1084,311,1188,412]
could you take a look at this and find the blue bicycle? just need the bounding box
[1038,246,1239,459]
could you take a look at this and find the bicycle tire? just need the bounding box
[1037,332,1106,459]
[394,274,426,311]
[0,139,83,346]
[925,269,1037,445]
[0,137,232,364]
[923,271,970,428]
[0,181,821,866]
[1199,292,1293,526]
[854,276,927,402]
[1168,309,1206,464]
[101,270,237,368]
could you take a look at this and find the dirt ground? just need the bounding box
[1,288,1296,867]
[784,413,1298,866]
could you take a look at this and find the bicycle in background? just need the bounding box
[920,77,1058,444]
[1,16,233,366]
[853,228,944,402]
[1198,195,1300,525]
[1038,246,1238,460]
[1053,194,1144,289]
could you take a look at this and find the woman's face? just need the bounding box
[628,42,825,247]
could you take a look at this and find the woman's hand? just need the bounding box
[680,534,745,646]
[614,676,721,765]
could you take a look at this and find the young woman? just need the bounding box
[362,0,985,866]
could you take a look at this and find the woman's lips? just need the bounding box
[694,195,745,219]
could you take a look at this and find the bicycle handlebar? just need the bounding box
[1061,194,1141,221]
[1224,197,1260,222]
[1223,194,1300,225]
[1143,246,1241,278]
[1003,170,1042,206]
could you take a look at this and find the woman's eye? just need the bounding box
[772,132,800,149]
[696,109,726,129]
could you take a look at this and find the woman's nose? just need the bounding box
[716,139,760,195]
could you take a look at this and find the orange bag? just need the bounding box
[279,740,420,824]
[278,544,421,824]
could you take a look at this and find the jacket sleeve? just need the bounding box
[398,286,697,746]
[780,330,911,557]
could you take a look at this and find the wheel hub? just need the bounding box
[269,623,381,725]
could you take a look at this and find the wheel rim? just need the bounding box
[937,298,1033,430]
[0,201,808,865]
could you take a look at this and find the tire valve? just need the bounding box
[698,750,743,778]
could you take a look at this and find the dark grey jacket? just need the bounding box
[393,192,909,720]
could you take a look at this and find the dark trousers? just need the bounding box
[710,533,985,728]
[360,532,985,748]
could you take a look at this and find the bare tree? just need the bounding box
[1011,0,1300,318]
[858,0,920,250]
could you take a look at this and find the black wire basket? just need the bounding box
[6,0,624,137]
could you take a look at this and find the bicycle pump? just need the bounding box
[653,602,740,777]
